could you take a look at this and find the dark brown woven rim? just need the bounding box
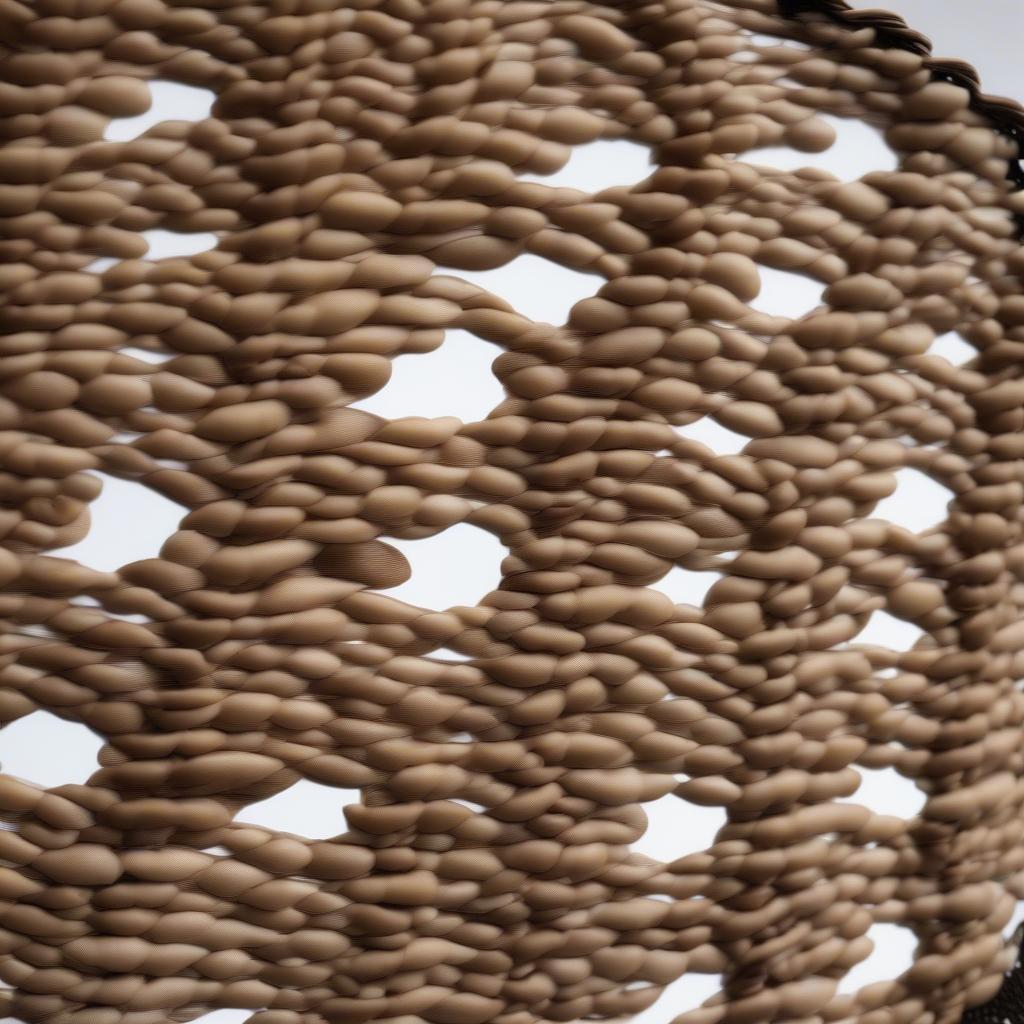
[778,0,1024,238]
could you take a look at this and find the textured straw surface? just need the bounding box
[3,1,1024,1023]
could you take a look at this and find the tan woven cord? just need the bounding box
[3,1,1024,1022]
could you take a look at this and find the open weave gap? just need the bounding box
[3,1,1024,1024]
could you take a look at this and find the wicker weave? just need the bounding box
[2,1,1024,1022]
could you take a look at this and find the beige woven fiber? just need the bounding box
[3,2,1024,1023]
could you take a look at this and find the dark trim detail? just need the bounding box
[776,0,1024,236]
[961,925,1024,1023]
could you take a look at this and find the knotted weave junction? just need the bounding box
[4,1,1024,1023]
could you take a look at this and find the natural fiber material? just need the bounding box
[963,932,1024,1024]
[3,1,1024,1023]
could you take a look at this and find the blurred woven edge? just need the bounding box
[777,5,1024,1022]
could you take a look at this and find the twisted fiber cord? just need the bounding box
[3,1,1024,1023]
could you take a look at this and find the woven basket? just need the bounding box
[2,2,1024,1023]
